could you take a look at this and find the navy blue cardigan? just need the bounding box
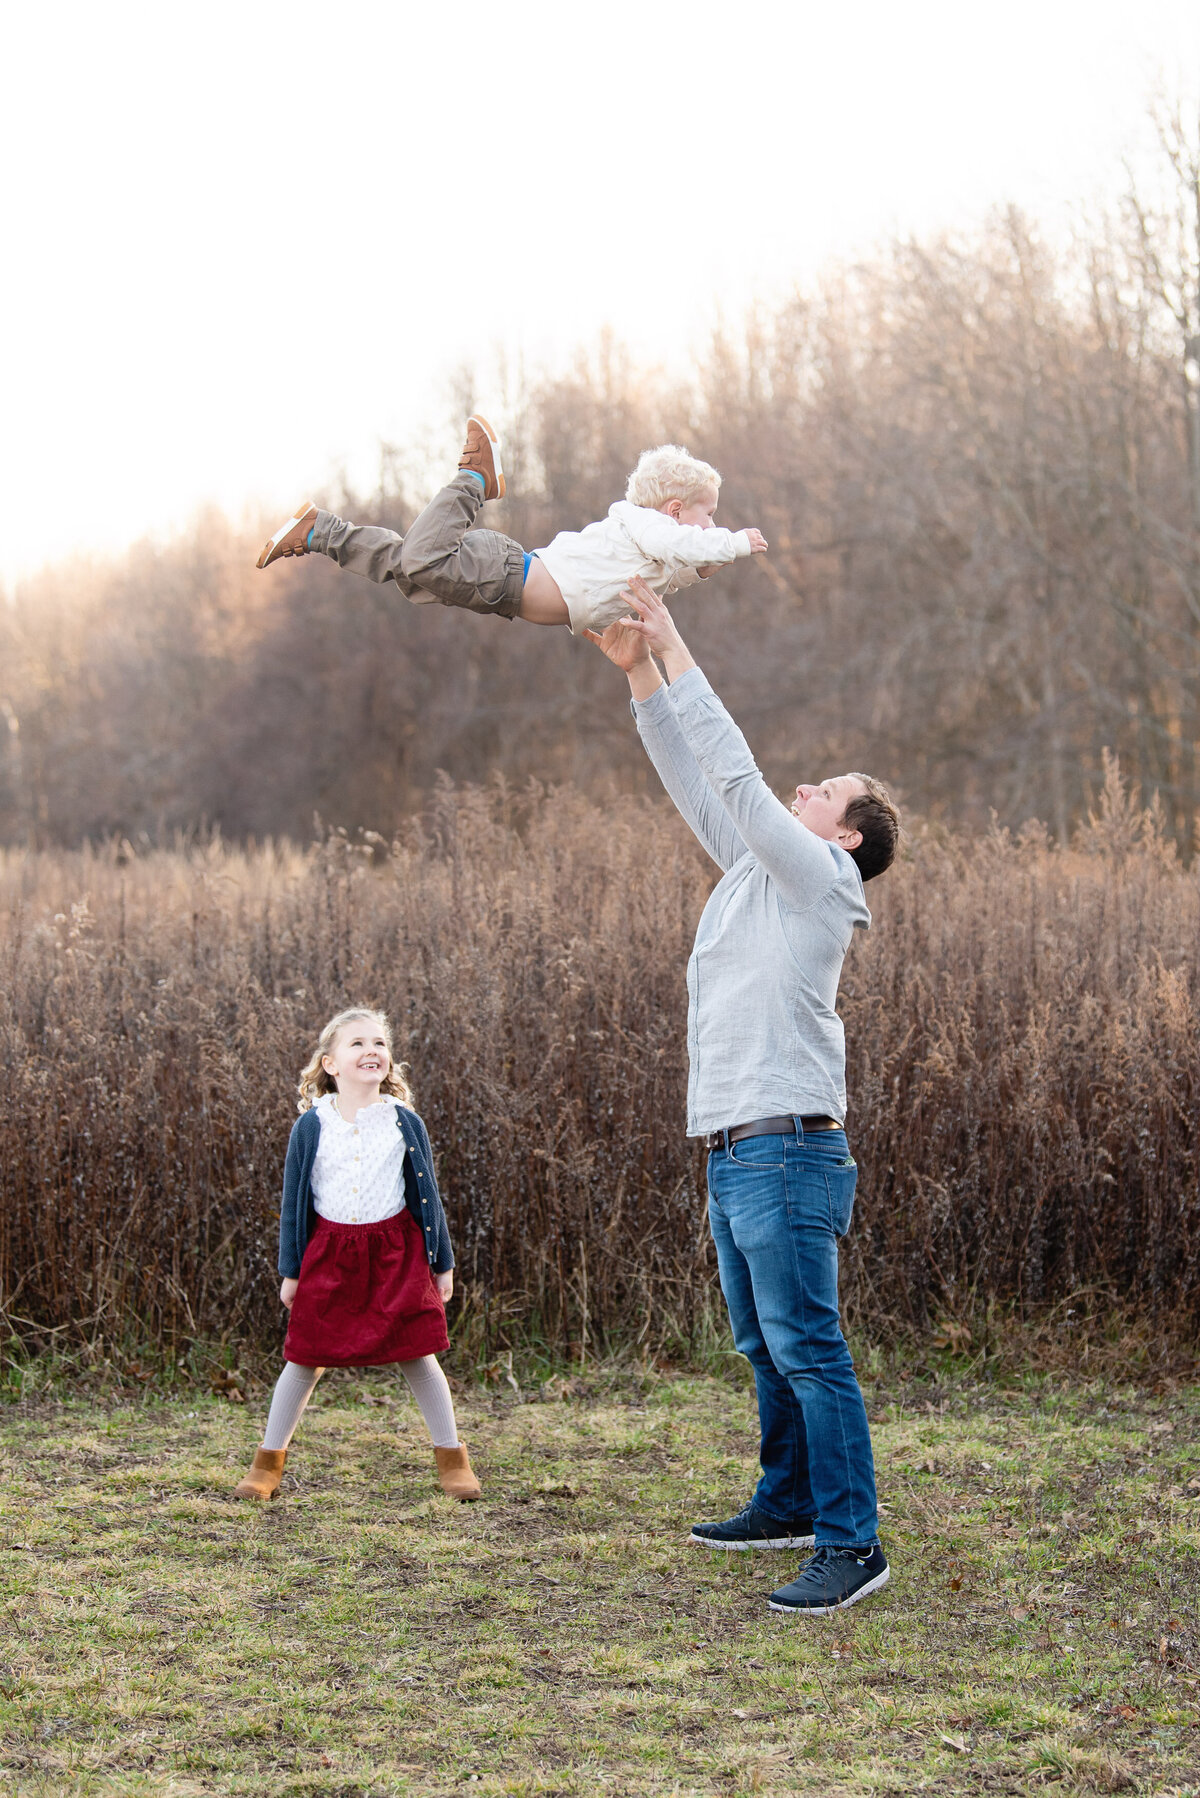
[278,1103,455,1280]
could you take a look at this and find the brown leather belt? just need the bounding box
[705,1114,843,1152]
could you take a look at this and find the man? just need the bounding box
[587,577,900,1615]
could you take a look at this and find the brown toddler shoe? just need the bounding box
[458,416,505,501]
[256,502,318,569]
[232,1447,287,1499]
[435,1441,482,1501]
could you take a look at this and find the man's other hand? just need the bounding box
[583,616,652,671]
[621,576,697,681]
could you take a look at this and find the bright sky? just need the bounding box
[3,0,1198,592]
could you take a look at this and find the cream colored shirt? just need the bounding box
[311,1093,407,1224]
[534,502,752,633]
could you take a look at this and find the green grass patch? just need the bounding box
[1,1362,1198,1795]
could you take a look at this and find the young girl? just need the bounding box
[232,1007,481,1503]
[256,420,768,635]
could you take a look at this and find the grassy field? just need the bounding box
[1,1356,1198,1797]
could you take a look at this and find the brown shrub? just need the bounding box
[1,766,1197,1359]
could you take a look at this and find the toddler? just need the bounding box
[256,418,768,634]
[232,1007,481,1504]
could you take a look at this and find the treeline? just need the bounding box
[1,767,1197,1357]
[4,111,1200,850]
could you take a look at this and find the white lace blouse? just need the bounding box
[311,1093,408,1224]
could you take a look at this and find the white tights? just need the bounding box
[260,1356,459,1451]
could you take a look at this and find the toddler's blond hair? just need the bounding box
[625,444,721,511]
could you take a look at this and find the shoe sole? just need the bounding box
[767,1564,890,1615]
[256,503,317,569]
[468,414,505,500]
[690,1531,816,1550]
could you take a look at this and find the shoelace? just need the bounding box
[704,1502,758,1534]
[721,1503,808,1535]
[792,1544,869,1586]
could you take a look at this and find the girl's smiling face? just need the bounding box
[321,1017,391,1089]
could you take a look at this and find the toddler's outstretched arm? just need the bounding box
[618,507,767,574]
[696,528,767,578]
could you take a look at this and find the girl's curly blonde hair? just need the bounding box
[625,443,721,510]
[297,1007,413,1112]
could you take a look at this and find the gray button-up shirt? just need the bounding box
[633,668,871,1136]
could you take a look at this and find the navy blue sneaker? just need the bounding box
[690,1500,815,1551]
[768,1543,890,1614]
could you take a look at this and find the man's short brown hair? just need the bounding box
[843,775,900,882]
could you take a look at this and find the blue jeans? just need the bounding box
[707,1125,878,1548]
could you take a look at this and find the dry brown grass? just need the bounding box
[1,760,1197,1361]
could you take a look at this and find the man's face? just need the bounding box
[791,775,868,848]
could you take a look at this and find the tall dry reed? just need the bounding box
[1,765,1197,1359]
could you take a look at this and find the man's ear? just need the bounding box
[838,826,863,854]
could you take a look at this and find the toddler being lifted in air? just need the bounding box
[256,417,768,634]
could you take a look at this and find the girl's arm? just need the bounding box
[277,1120,307,1282]
[408,1110,456,1277]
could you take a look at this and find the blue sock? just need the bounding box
[306,527,315,549]
[462,468,486,493]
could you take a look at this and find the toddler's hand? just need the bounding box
[280,1276,299,1310]
[436,1270,454,1303]
[745,529,768,554]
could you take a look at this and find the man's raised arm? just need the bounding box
[617,580,844,911]
[583,618,749,873]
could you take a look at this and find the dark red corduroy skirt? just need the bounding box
[283,1210,449,1367]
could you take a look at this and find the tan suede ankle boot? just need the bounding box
[233,1448,287,1500]
[435,1442,482,1501]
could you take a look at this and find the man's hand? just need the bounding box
[582,616,651,672]
[583,612,663,701]
[280,1276,299,1310]
[436,1270,454,1303]
[621,577,695,680]
[744,528,768,554]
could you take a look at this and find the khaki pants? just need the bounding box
[310,472,526,620]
